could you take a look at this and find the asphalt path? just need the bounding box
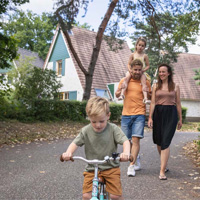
[0,131,200,200]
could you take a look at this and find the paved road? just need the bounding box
[0,131,200,200]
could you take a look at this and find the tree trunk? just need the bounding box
[82,0,119,100]
[56,0,118,101]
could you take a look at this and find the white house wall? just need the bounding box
[61,58,83,101]
[46,59,83,101]
[181,100,200,120]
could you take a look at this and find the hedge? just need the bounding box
[0,99,187,123]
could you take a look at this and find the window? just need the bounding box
[59,93,64,100]
[56,60,62,76]
[65,92,69,100]
[59,91,77,100]
[107,84,115,100]
[95,89,111,100]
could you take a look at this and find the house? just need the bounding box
[43,25,200,121]
[43,26,131,101]
[0,48,44,87]
[14,48,44,69]
[173,53,200,122]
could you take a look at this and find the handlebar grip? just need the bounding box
[60,155,74,162]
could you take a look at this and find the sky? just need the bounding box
[16,0,200,54]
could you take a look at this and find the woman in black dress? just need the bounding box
[148,63,182,180]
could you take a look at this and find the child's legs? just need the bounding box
[101,168,123,199]
[82,171,94,200]
[121,71,131,96]
[141,73,147,99]
[82,192,92,200]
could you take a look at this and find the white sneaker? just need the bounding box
[127,165,136,177]
[134,155,141,171]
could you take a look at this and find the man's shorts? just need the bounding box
[82,167,122,196]
[121,115,145,140]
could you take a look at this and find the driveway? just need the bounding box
[0,131,199,199]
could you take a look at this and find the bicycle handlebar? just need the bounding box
[60,154,133,163]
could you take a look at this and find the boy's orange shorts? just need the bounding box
[82,167,122,196]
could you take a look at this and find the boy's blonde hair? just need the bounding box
[86,97,110,117]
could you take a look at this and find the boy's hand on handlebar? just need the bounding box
[61,152,73,161]
[120,153,130,162]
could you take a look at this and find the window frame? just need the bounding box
[56,60,62,76]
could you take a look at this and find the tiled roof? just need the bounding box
[173,53,200,101]
[0,48,44,74]
[15,48,44,69]
[65,27,131,97]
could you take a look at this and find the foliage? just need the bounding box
[0,0,29,14]
[7,56,62,106]
[193,68,200,85]
[182,106,187,123]
[0,95,188,124]
[0,34,19,69]
[32,100,87,121]
[109,103,123,122]
[2,10,57,60]
[0,74,11,119]
[130,11,199,79]
[0,0,29,69]
[74,22,91,30]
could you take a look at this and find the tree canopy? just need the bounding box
[130,11,198,78]
[2,10,57,60]
[0,0,29,69]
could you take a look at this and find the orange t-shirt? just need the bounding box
[118,78,151,115]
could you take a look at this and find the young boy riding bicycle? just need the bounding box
[61,97,130,200]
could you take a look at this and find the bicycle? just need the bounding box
[60,153,133,200]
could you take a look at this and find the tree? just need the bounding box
[0,0,29,69]
[7,56,62,105]
[74,22,91,30]
[55,0,119,100]
[2,10,57,60]
[130,11,197,79]
[194,68,200,85]
[54,0,200,100]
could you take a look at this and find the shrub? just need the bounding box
[109,103,123,122]
[0,99,189,123]
[181,106,187,123]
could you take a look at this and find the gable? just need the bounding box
[66,27,131,95]
[49,30,70,62]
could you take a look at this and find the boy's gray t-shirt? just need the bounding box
[73,122,128,171]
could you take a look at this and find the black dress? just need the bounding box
[153,90,178,150]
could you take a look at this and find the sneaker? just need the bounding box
[127,165,136,177]
[134,155,141,171]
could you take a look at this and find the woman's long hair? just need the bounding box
[156,63,175,92]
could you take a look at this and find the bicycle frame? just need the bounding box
[60,153,133,200]
[61,155,120,200]
[73,156,115,200]
[90,164,99,200]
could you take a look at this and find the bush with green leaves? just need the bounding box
[7,56,62,108]
[182,106,187,123]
